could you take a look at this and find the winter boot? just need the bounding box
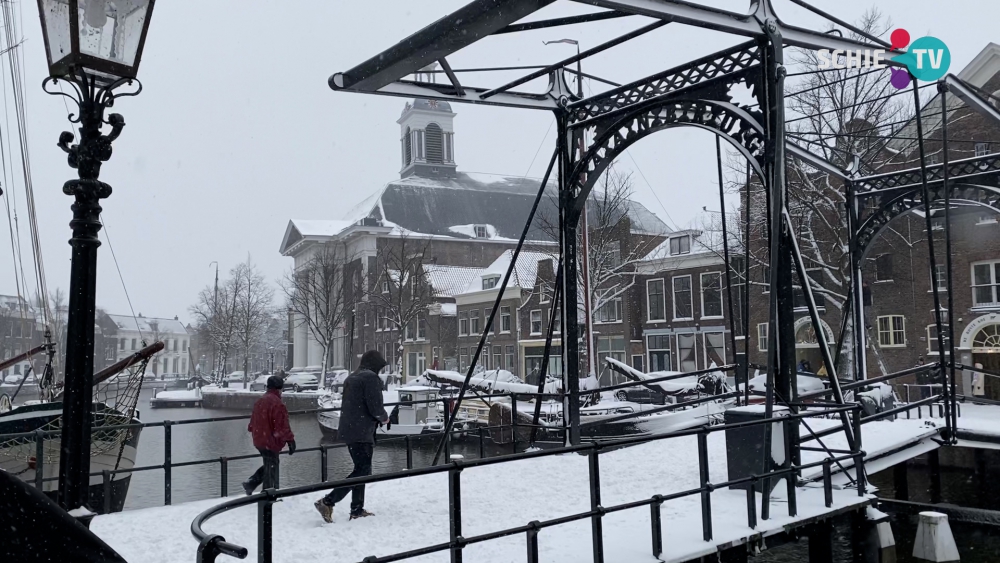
[349,509,375,520]
[314,499,334,523]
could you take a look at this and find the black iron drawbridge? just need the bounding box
[189,1,1000,561]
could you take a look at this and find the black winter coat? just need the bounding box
[338,369,389,444]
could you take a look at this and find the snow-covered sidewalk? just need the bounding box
[92,430,870,563]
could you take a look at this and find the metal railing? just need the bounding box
[0,393,564,512]
[191,404,868,563]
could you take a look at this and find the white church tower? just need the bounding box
[397,97,457,179]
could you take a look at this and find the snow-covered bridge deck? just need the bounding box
[90,403,1000,563]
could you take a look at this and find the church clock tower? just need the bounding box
[397,98,457,179]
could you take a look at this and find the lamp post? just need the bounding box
[36,0,156,512]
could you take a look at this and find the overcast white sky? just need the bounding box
[1,0,997,325]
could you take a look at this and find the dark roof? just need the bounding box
[352,172,668,242]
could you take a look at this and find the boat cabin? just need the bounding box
[395,386,441,425]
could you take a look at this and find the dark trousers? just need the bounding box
[246,448,280,491]
[322,442,373,513]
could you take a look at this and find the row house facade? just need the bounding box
[744,43,1000,400]
[105,313,191,378]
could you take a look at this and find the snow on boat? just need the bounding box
[149,388,203,408]
[317,385,469,439]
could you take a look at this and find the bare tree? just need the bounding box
[364,233,436,375]
[231,257,275,385]
[721,10,912,375]
[281,247,352,387]
[190,281,238,380]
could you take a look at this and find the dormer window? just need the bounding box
[474,225,489,239]
[669,235,690,255]
[483,276,500,290]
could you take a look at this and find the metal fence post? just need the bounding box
[784,418,797,517]
[102,470,112,514]
[478,427,486,459]
[823,459,833,508]
[746,477,757,529]
[445,430,452,462]
[258,493,274,563]
[320,446,328,482]
[34,429,44,490]
[220,457,228,497]
[650,495,663,558]
[449,463,464,563]
[697,430,712,542]
[526,521,540,563]
[164,420,173,505]
[405,436,413,470]
[511,393,518,448]
[588,447,605,563]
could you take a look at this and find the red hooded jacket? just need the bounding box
[248,389,295,452]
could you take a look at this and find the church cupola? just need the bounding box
[398,96,457,179]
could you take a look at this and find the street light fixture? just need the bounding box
[36,0,156,513]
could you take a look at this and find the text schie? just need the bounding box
[816,49,947,70]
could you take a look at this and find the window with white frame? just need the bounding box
[469,309,481,334]
[761,265,770,294]
[459,347,469,371]
[418,317,428,340]
[493,345,503,370]
[474,225,489,239]
[976,142,991,157]
[500,306,512,333]
[876,315,906,347]
[647,279,666,321]
[530,310,543,335]
[932,264,947,291]
[669,235,690,255]
[601,242,621,269]
[459,312,468,336]
[551,308,561,334]
[703,331,726,365]
[486,308,496,334]
[757,323,768,352]
[672,276,693,319]
[972,261,1000,307]
[482,275,499,290]
[701,272,723,318]
[595,290,623,323]
[875,254,893,282]
[677,333,697,372]
[505,346,516,375]
[926,324,951,354]
[647,334,671,371]
[539,282,551,304]
[382,278,389,294]
[404,319,415,341]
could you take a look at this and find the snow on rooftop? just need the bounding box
[424,265,484,297]
[458,250,555,294]
[106,314,187,335]
[290,219,355,238]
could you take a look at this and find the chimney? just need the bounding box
[174,315,179,320]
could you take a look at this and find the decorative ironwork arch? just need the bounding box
[856,182,1000,260]
[566,98,766,214]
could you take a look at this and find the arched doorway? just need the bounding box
[793,317,834,375]
[959,314,1000,400]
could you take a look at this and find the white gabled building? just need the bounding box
[106,314,190,377]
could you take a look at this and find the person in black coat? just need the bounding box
[315,350,389,522]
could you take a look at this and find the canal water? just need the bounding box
[126,389,1000,561]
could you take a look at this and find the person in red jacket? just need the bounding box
[243,375,296,494]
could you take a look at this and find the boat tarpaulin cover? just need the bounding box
[0,469,128,562]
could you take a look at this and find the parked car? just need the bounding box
[283,371,319,392]
[223,371,246,384]
[249,375,271,392]
[612,386,667,405]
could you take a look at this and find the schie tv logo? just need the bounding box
[816,29,951,90]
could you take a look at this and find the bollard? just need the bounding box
[164,420,173,505]
[913,512,957,562]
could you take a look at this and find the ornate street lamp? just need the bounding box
[36,0,156,512]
